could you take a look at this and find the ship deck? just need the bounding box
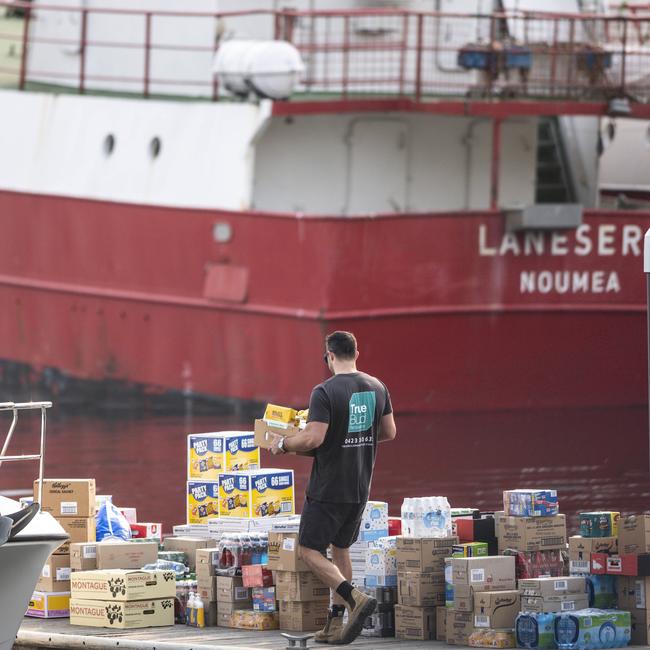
[18,618,446,649]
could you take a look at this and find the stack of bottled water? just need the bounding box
[400,496,452,538]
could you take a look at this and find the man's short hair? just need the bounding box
[326,331,357,360]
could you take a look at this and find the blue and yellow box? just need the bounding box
[504,489,559,518]
[452,542,489,558]
[187,432,260,480]
[219,469,295,519]
[187,480,220,524]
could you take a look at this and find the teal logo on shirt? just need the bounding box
[348,391,376,433]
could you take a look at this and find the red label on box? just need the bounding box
[242,564,274,588]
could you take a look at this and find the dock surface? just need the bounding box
[17,618,446,649]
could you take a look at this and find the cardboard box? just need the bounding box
[70,597,174,628]
[503,489,558,518]
[362,610,395,637]
[446,609,475,645]
[268,532,309,572]
[231,609,279,630]
[188,431,260,480]
[217,609,234,627]
[279,600,329,632]
[395,604,437,641]
[70,543,98,571]
[519,577,586,597]
[26,591,70,618]
[119,507,137,525]
[520,594,589,613]
[34,479,96,518]
[216,576,252,607]
[37,554,71,592]
[618,576,650,610]
[579,512,620,538]
[452,584,476,612]
[196,548,220,581]
[568,535,617,571]
[436,606,447,641]
[630,608,650,645]
[70,569,176,601]
[162,537,210,571]
[591,552,650,576]
[186,481,220,524]
[96,542,158,570]
[452,556,516,591]
[130,523,162,540]
[55,517,96,555]
[275,570,330,602]
[252,586,277,612]
[397,572,445,607]
[619,515,650,555]
[473,590,519,629]
[396,536,458,573]
[498,515,566,552]
[197,576,218,602]
[242,564,273,588]
[219,469,295,519]
[453,542,489,558]
[218,597,254,618]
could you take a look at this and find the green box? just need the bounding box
[452,542,488,558]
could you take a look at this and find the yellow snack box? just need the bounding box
[187,480,220,524]
[264,404,297,425]
[219,469,295,519]
[187,431,259,479]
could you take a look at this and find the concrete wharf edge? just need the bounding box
[16,619,444,650]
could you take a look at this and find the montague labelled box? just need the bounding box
[219,469,295,519]
[186,480,219,524]
[70,570,176,601]
[579,512,620,538]
[503,490,558,518]
[70,598,174,629]
[187,431,260,480]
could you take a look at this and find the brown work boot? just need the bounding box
[332,587,377,645]
[314,608,344,644]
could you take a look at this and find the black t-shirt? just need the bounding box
[305,371,392,504]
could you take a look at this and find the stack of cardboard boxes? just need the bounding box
[395,535,457,641]
[611,515,650,644]
[69,568,176,628]
[26,479,97,619]
[448,555,517,646]
[268,530,329,631]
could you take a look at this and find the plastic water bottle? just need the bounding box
[195,595,205,628]
[186,591,195,626]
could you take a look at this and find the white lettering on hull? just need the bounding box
[520,271,621,295]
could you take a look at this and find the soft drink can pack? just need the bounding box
[516,612,557,649]
[579,513,620,539]
[554,609,631,650]
[504,489,559,517]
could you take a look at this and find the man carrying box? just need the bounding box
[270,331,397,645]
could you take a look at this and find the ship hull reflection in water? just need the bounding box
[0,407,647,531]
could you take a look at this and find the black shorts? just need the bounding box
[298,497,366,554]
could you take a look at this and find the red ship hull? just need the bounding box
[1,189,648,412]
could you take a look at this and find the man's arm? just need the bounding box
[377,412,397,442]
[270,421,328,455]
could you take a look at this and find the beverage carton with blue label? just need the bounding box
[219,469,295,519]
[554,609,631,650]
[187,432,259,480]
[516,612,557,649]
[186,480,220,524]
[504,490,559,518]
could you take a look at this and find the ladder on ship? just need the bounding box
[535,117,576,204]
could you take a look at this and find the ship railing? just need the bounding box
[0,1,649,105]
[0,401,52,506]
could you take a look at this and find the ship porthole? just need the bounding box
[213,222,232,243]
[149,137,162,159]
[103,134,115,156]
